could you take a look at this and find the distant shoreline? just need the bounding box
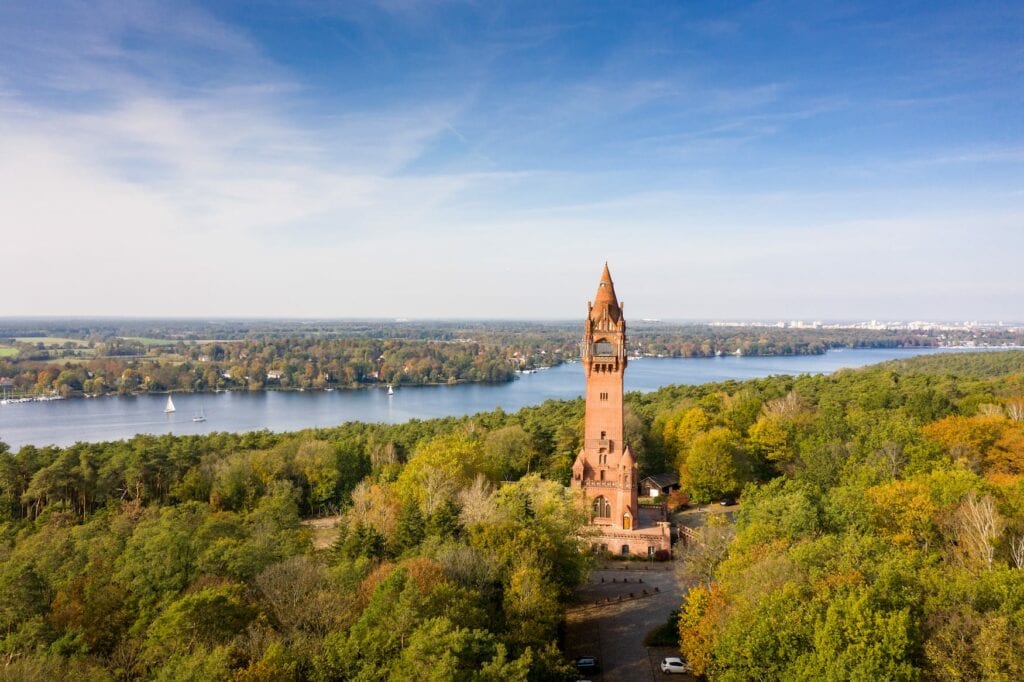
[5,345,1022,405]
[2,374,525,404]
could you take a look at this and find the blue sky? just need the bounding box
[1,1,1021,320]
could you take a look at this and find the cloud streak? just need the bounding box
[0,1,1021,319]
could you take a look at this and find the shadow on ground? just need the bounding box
[565,563,696,681]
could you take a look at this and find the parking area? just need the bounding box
[564,563,695,681]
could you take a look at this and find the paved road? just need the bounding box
[565,564,693,681]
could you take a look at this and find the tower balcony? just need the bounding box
[584,438,614,452]
[582,478,624,489]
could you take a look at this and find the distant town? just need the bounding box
[707,319,1024,333]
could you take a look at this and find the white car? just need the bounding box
[661,656,690,674]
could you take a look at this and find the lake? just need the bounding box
[0,348,982,449]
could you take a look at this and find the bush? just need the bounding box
[644,609,681,646]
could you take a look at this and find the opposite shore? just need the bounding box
[4,344,1023,405]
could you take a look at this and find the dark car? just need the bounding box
[574,656,600,675]
[720,496,736,506]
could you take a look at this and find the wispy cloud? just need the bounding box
[0,1,1021,319]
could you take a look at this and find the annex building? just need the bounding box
[571,264,671,557]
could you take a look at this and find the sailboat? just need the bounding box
[387,385,394,396]
[164,396,176,413]
[192,405,207,422]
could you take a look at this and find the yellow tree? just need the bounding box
[923,415,1024,474]
[865,479,938,549]
[395,433,484,515]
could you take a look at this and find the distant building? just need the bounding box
[640,473,680,498]
[266,370,283,381]
[570,264,670,557]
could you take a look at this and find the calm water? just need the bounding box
[0,348,978,449]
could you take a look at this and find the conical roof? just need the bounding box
[590,262,621,322]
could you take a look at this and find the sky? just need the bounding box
[0,1,1021,321]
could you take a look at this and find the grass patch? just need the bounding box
[0,346,17,357]
[120,337,179,346]
[301,515,342,550]
[644,609,681,647]
[15,336,89,347]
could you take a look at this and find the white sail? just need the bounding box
[165,396,176,413]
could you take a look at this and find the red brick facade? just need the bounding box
[571,263,639,531]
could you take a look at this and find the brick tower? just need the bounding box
[571,263,638,530]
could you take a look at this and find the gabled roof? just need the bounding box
[641,472,679,489]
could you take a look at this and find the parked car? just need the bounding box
[661,656,691,674]
[574,656,600,675]
[720,496,736,506]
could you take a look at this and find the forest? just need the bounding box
[670,351,1024,680]
[0,338,518,397]
[1,351,1023,679]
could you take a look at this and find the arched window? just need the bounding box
[592,496,611,518]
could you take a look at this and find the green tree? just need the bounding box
[427,498,463,542]
[795,590,917,681]
[295,440,340,514]
[114,502,208,619]
[681,427,745,503]
[144,583,254,664]
[482,426,536,480]
[392,502,426,556]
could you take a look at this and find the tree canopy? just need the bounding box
[3,350,1024,678]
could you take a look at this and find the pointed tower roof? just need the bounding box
[590,262,621,322]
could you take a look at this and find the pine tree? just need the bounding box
[427,498,463,541]
[392,502,426,557]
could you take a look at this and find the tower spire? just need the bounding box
[571,265,668,557]
[591,261,620,322]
